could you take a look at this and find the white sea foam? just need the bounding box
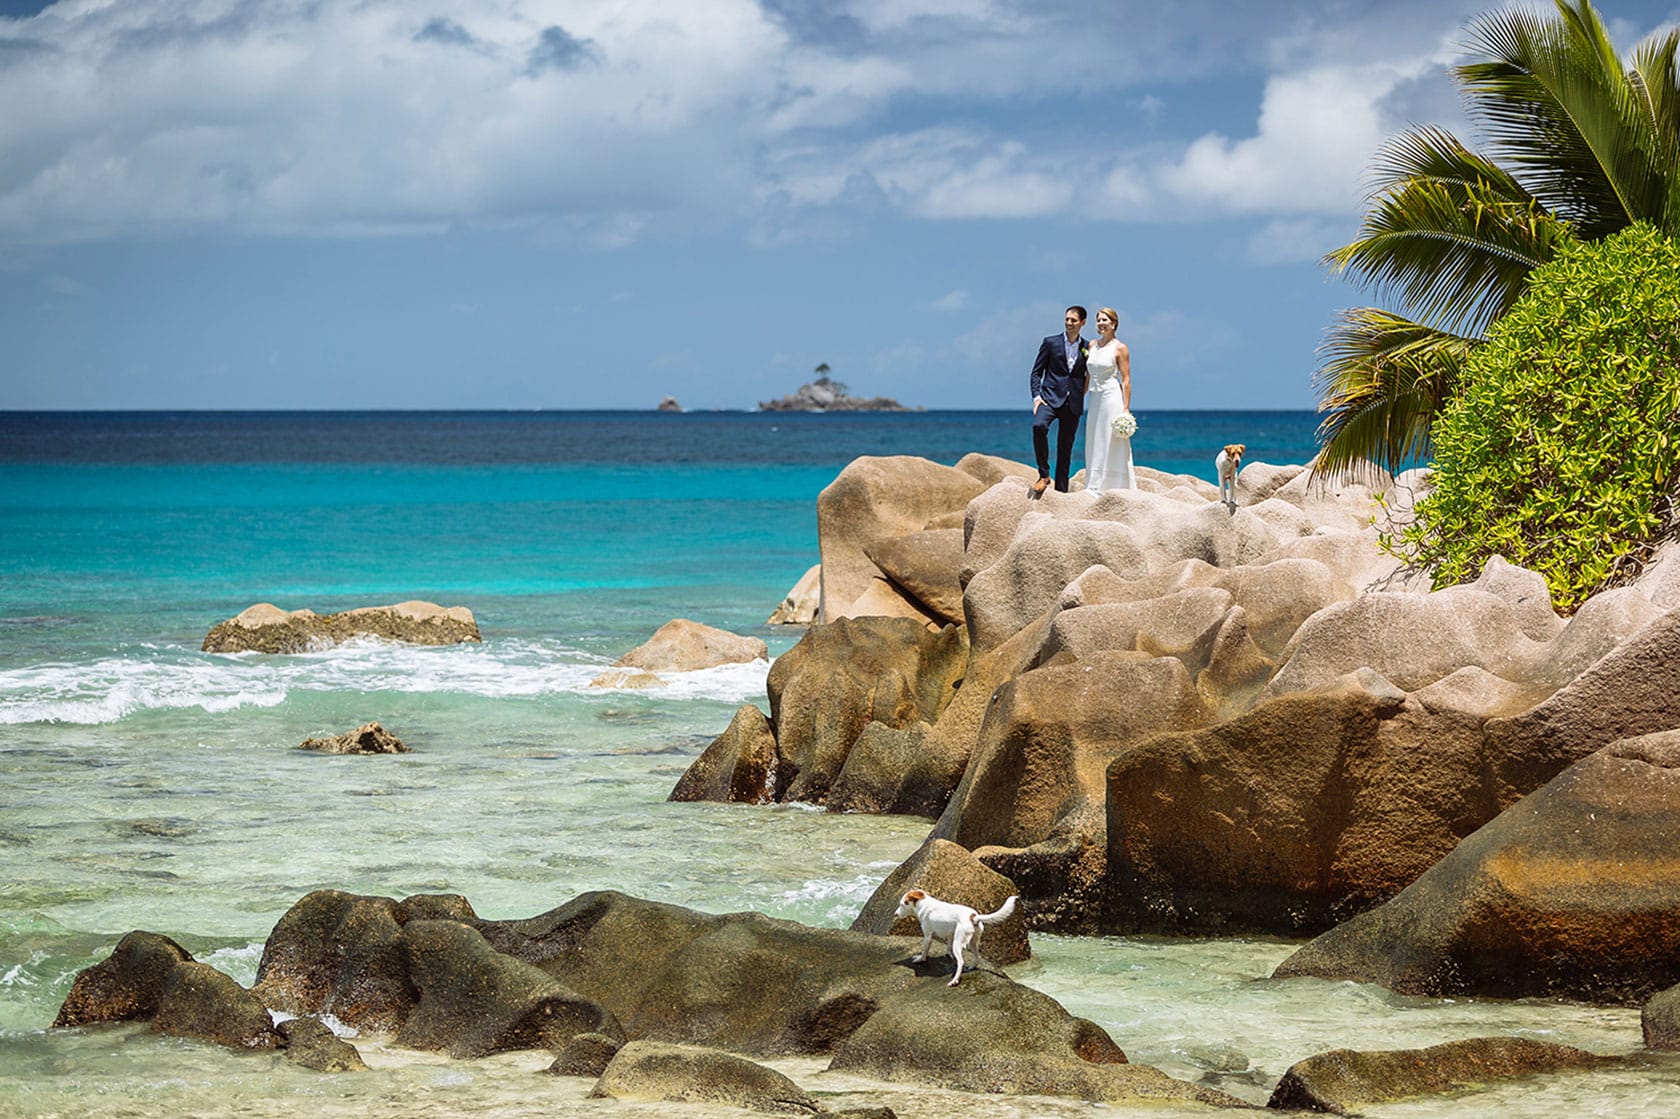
[777,874,884,904]
[0,640,772,725]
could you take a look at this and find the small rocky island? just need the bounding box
[758,373,915,413]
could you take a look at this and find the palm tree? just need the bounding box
[1314,0,1680,479]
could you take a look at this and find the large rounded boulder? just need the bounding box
[931,651,1210,931]
[850,838,1030,966]
[816,456,987,621]
[1274,730,1680,1002]
[615,619,767,671]
[767,616,967,804]
[589,1041,820,1114]
[1104,672,1507,935]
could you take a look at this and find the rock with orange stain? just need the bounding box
[1273,729,1680,1003]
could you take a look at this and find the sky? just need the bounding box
[2,0,1678,412]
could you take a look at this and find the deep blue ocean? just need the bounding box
[0,410,1320,666]
[5,410,1656,1119]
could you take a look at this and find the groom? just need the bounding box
[1029,305,1089,494]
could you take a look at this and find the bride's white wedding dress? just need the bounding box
[1083,338,1134,491]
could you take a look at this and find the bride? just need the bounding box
[1082,306,1134,491]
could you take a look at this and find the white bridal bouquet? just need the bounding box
[1112,411,1138,438]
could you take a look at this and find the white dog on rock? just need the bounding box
[894,889,1019,986]
[1215,443,1246,510]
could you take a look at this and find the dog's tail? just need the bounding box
[978,895,1018,924]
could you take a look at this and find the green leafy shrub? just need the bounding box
[1386,222,1680,611]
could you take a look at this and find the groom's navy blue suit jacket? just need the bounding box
[1031,333,1088,413]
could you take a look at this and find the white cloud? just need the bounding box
[1154,63,1428,216]
[0,0,1537,244]
[924,289,970,312]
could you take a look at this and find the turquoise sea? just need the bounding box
[0,411,1667,1117]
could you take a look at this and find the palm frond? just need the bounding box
[1311,308,1476,482]
[1627,27,1680,231]
[1325,128,1574,337]
[1458,0,1669,235]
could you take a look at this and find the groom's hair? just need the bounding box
[1066,305,1087,322]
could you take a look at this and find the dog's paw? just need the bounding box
[946,976,960,987]
[910,953,926,963]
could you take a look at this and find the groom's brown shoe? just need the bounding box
[1031,477,1050,496]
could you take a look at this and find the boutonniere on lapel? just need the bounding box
[1080,344,1089,358]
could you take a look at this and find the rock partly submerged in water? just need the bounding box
[67,886,1224,1106]
[51,929,365,1071]
[203,601,481,654]
[589,1040,821,1114]
[669,703,780,804]
[1644,983,1680,1050]
[1266,1036,1610,1113]
[613,618,768,671]
[298,721,410,754]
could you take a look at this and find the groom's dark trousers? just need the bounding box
[1030,332,1087,492]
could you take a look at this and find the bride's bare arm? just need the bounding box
[1118,343,1132,411]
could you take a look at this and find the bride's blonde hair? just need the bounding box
[1097,307,1119,331]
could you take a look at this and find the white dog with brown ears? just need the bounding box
[1215,443,1246,510]
[894,889,1018,986]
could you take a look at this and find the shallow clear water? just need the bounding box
[0,412,1668,1117]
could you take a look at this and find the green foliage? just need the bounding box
[1386,223,1680,610]
[1315,0,1680,480]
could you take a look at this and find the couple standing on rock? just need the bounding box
[1030,305,1135,496]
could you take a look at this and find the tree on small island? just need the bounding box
[757,362,919,412]
[1313,0,1680,479]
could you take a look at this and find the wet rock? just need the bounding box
[546,1031,623,1077]
[53,932,280,1053]
[669,703,781,804]
[475,891,915,1055]
[614,618,767,671]
[1643,983,1680,1049]
[589,1040,820,1114]
[768,617,966,804]
[298,721,411,754]
[827,971,1241,1107]
[395,919,623,1058]
[277,1016,367,1072]
[817,456,986,622]
[1274,731,1680,1002]
[152,960,279,1049]
[767,564,821,625]
[252,889,473,1033]
[203,601,481,653]
[587,669,668,689]
[53,931,193,1028]
[1104,674,1504,935]
[1266,1037,1607,1113]
[850,838,1029,966]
